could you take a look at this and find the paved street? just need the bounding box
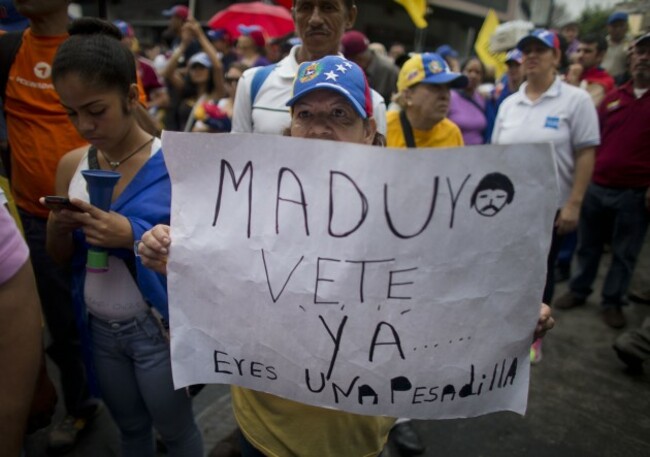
[24,253,650,456]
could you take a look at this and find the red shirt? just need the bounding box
[582,66,615,95]
[593,81,650,188]
[137,56,164,101]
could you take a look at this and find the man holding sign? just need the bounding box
[139,56,554,456]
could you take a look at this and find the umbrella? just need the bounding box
[274,0,292,9]
[208,1,295,39]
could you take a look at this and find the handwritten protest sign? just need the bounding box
[163,132,557,419]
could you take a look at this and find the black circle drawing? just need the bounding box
[470,172,515,217]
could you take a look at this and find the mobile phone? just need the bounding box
[43,196,83,212]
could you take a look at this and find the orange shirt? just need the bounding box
[4,29,148,218]
[4,29,87,218]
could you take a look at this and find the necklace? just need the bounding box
[99,137,154,170]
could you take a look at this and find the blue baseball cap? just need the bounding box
[505,49,523,64]
[0,0,29,32]
[397,52,468,92]
[207,28,228,41]
[517,29,560,51]
[436,44,459,59]
[286,56,373,119]
[608,11,628,24]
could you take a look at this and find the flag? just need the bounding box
[394,0,428,29]
[474,9,507,80]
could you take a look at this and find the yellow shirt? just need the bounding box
[232,386,395,457]
[386,110,464,149]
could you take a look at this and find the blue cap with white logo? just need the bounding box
[286,56,373,119]
[505,49,523,64]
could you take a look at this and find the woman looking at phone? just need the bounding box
[42,18,202,457]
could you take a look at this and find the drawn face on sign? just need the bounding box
[471,173,515,218]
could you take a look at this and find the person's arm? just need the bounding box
[556,146,595,235]
[138,224,172,275]
[186,19,226,101]
[0,259,42,456]
[44,147,86,263]
[585,83,606,107]
[160,28,192,92]
[534,303,554,341]
[556,90,600,234]
[565,63,584,86]
[64,198,135,250]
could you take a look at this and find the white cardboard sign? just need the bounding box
[163,132,557,419]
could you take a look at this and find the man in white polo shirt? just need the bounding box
[231,0,386,136]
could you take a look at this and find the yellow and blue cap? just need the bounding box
[286,56,373,119]
[397,52,468,92]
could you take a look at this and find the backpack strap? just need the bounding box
[399,110,417,148]
[250,63,277,106]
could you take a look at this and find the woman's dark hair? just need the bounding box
[461,56,486,76]
[556,33,570,75]
[181,65,217,101]
[52,18,136,96]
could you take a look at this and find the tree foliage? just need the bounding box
[578,6,614,36]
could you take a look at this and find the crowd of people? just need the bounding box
[0,0,647,456]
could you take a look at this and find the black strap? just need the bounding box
[399,110,417,148]
[87,146,100,170]
[456,89,487,117]
[0,31,24,180]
